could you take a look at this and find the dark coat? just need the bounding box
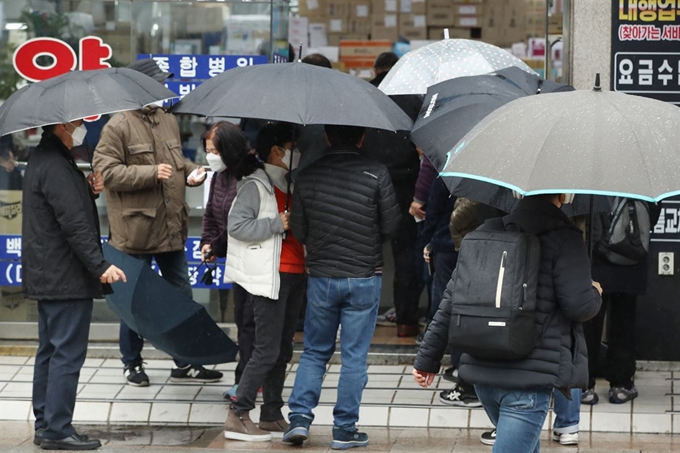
[414,157,437,204]
[22,132,109,301]
[291,146,401,278]
[591,203,662,295]
[414,198,602,391]
[200,170,238,258]
[421,177,456,253]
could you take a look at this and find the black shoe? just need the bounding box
[170,365,223,383]
[439,382,482,408]
[124,362,149,387]
[34,428,45,446]
[442,367,457,383]
[41,434,101,450]
[480,430,496,446]
[330,427,369,450]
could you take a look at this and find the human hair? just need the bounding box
[255,122,295,162]
[323,125,366,147]
[301,53,332,69]
[374,52,399,72]
[201,121,238,154]
[42,124,57,133]
[210,123,260,180]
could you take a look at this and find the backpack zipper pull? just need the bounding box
[520,283,527,310]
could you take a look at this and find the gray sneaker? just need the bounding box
[581,388,599,405]
[376,307,397,327]
[609,385,638,404]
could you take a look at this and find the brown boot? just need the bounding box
[397,324,420,337]
[259,419,289,437]
[224,408,273,442]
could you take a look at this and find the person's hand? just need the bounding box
[157,163,173,180]
[409,201,426,220]
[280,212,291,231]
[592,281,603,296]
[187,166,207,186]
[201,244,216,263]
[423,245,431,263]
[412,368,436,388]
[100,265,127,284]
[87,172,104,195]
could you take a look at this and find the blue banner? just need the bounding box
[138,54,268,81]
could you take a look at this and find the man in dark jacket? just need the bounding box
[23,122,126,450]
[413,194,602,452]
[284,125,400,450]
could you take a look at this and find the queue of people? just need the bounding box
[18,55,655,453]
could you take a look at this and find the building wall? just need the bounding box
[571,0,611,90]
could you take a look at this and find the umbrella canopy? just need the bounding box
[103,243,238,365]
[411,67,573,172]
[440,85,680,202]
[378,39,537,96]
[0,67,177,136]
[171,62,413,131]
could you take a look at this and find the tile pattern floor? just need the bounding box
[1,356,678,434]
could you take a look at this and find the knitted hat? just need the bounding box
[127,59,174,81]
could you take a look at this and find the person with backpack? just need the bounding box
[413,194,602,452]
[583,199,661,405]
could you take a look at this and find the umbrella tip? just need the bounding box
[444,28,450,39]
[593,73,602,92]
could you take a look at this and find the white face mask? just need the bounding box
[206,153,226,173]
[283,149,301,171]
[563,193,575,204]
[70,124,87,147]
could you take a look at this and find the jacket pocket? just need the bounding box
[127,143,155,166]
[243,244,269,276]
[121,207,160,251]
[166,139,185,171]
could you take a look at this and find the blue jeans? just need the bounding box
[475,385,552,453]
[288,276,381,431]
[553,388,581,434]
[119,250,191,367]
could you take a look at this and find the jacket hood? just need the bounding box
[503,197,581,236]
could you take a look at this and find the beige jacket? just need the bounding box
[449,198,480,252]
[93,107,199,254]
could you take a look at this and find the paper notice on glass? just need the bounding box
[309,23,328,48]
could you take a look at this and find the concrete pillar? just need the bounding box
[570,0,612,90]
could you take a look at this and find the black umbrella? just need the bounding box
[410,67,573,172]
[0,68,177,136]
[172,62,413,132]
[103,243,238,365]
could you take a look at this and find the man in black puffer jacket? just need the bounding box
[284,125,400,450]
[413,194,602,453]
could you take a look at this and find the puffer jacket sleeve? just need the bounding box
[93,122,157,192]
[553,230,602,322]
[291,183,308,244]
[449,198,478,251]
[228,181,284,242]
[414,272,456,373]
[377,168,401,240]
[201,174,219,247]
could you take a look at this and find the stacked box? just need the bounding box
[399,14,427,40]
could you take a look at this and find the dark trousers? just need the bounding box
[233,272,306,421]
[428,250,458,322]
[583,292,637,389]
[33,299,92,440]
[232,283,253,385]
[119,250,191,367]
[391,187,421,326]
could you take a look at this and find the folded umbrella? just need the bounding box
[412,67,573,172]
[103,243,238,365]
[378,39,537,96]
[0,67,177,136]
[171,62,413,132]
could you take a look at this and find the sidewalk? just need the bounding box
[1,356,679,434]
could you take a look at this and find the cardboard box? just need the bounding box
[480,2,504,45]
[400,0,426,14]
[349,17,372,34]
[328,17,349,33]
[299,0,328,17]
[372,0,398,13]
[549,13,563,34]
[399,13,427,39]
[452,0,483,3]
[327,32,370,45]
[370,13,399,40]
[328,0,351,18]
[339,39,393,67]
[427,26,472,39]
[453,14,481,27]
[427,0,455,27]
[351,0,372,17]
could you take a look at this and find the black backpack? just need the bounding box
[594,198,651,266]
[448,218,542,361]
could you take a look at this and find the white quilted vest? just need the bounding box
[224,171,282,299]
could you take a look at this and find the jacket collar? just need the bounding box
[241,167,275,194]
[504,197,581,236]
[37,131,77,166]
[326,145,361,155]
[264,163,291,193]
[133,106,164,126]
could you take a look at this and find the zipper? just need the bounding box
[495,251,507,308]
[520,283,527,310]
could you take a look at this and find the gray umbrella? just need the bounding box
[172,63,413,132]
[440,82,680,202]
[0,68,177,136]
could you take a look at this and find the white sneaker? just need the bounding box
[376,307,397,326]
[552,431,579,445]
